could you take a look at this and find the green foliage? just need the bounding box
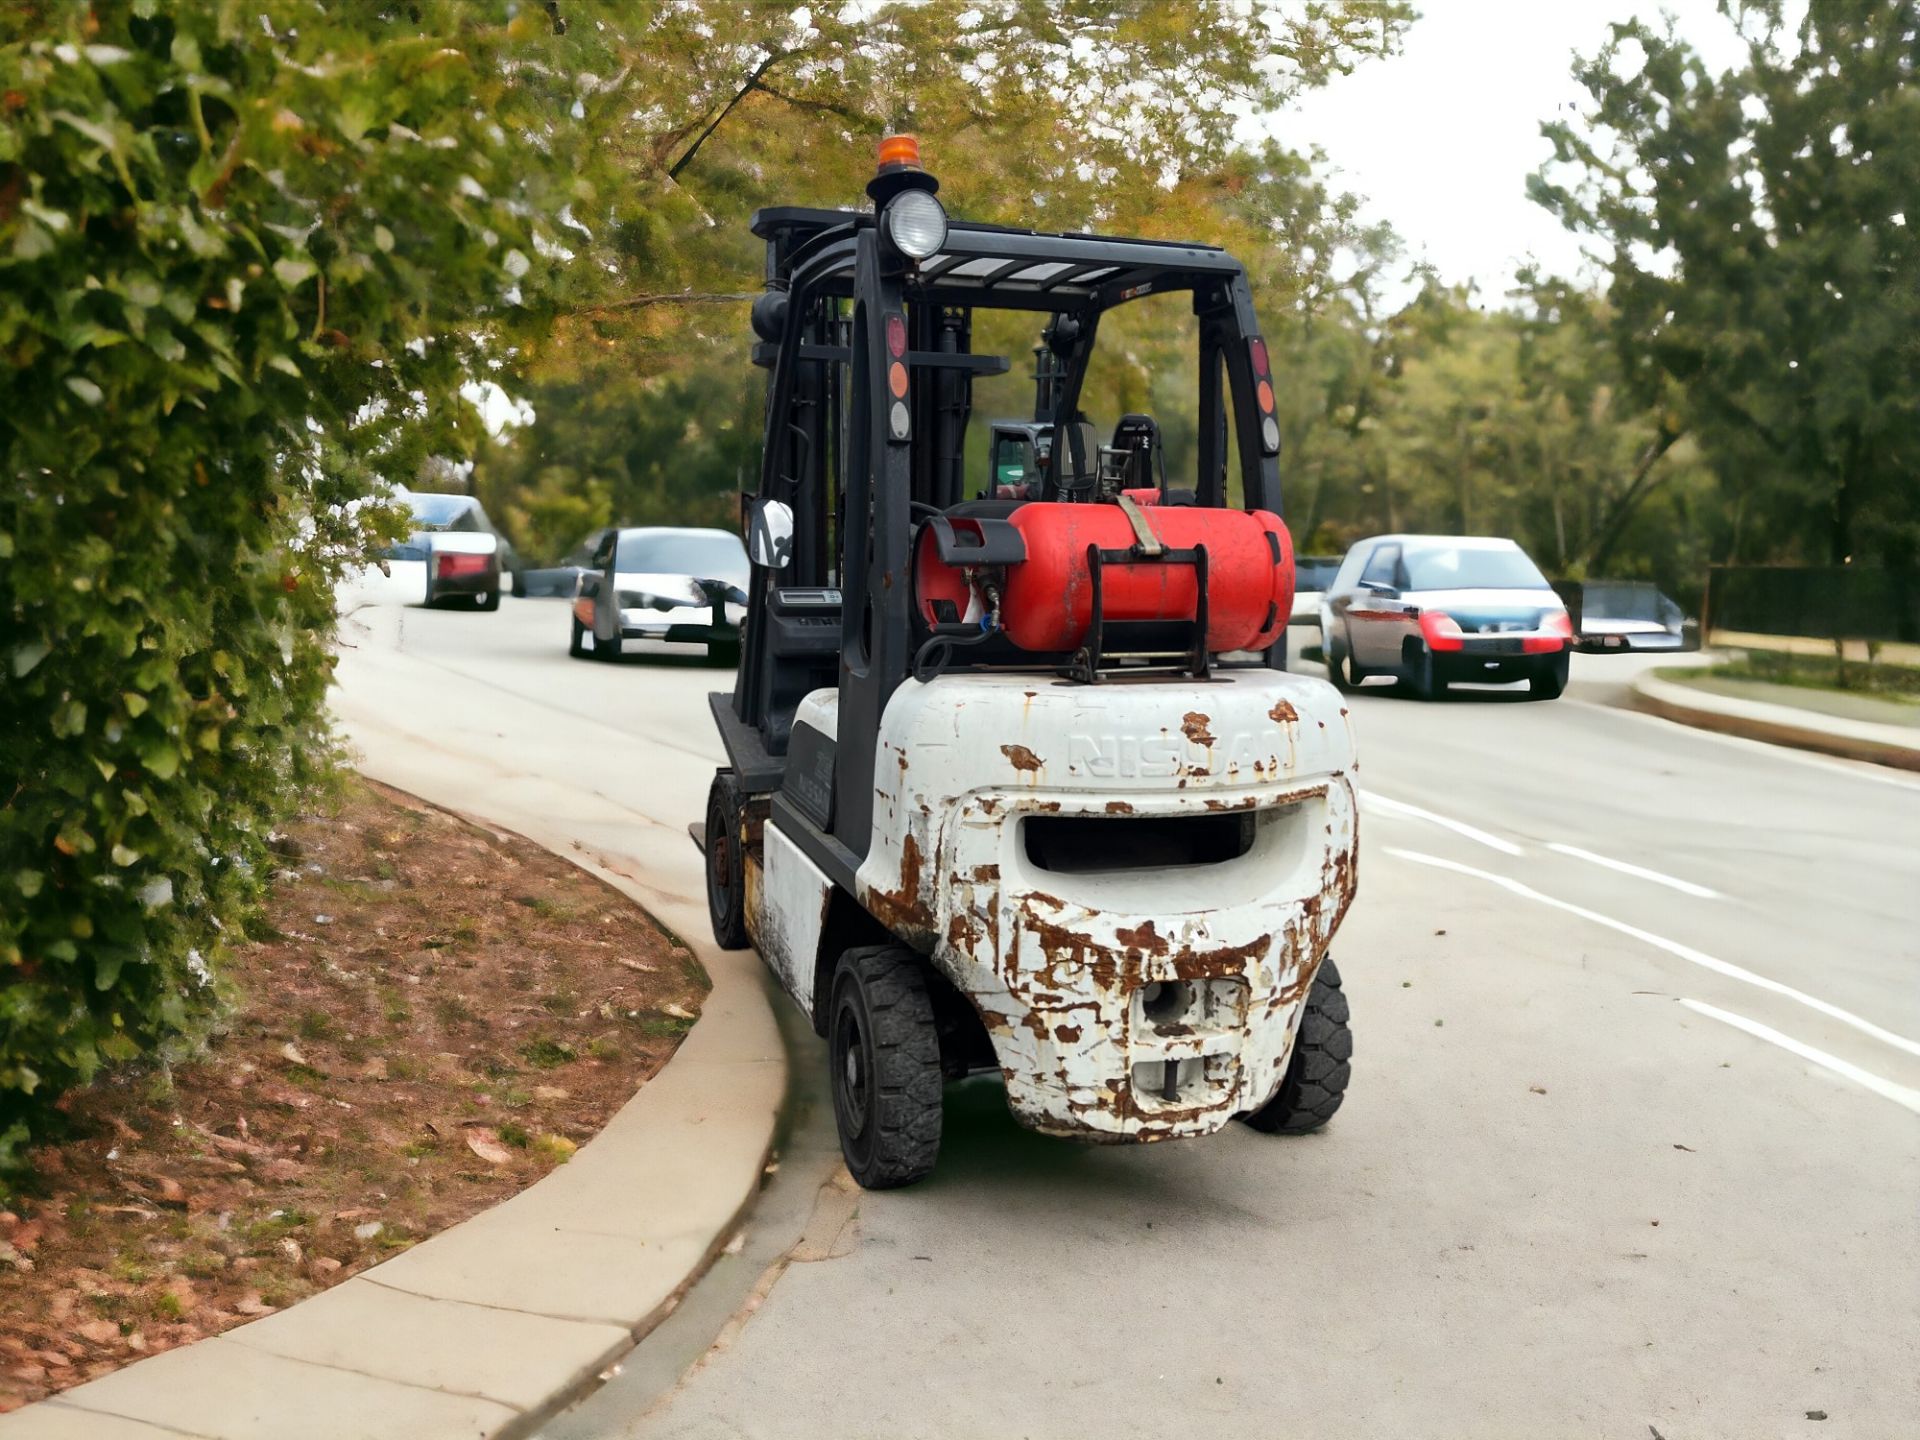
[0,0,607,1181]
[1533,0,1920,568]
[474,0,1414,557]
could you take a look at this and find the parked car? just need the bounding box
[513,527,612,599]
[1290,554,1343,628]
[1561,579,1699,653]
[1321,534,1574,700]
[570,526,749,663]
[398,490,509,610]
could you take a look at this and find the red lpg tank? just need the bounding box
[915,501,1296,654]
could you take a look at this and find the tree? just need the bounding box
[1531,0,1920,567]
[0,0,618,1177]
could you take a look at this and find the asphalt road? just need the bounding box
[337,597,1920,1440]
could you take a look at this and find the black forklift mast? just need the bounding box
[720,197,1288,875]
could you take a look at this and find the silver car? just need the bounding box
[1320,535,1574,700]
[569,526,749,663]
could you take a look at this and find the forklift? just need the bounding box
[704,135,1358,1188]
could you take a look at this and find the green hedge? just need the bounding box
[0,0,603,1180]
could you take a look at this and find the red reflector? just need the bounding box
[886,314,907,358]
[1523,612,1573,653]
[436,552,489,579]
[1250,337,1269,375]
[1419,610,1465,652]
[1256,379,1275,414]
[888,361,909,398]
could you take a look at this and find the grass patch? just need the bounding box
[1688,648,1920,701]
[518,1037,576,1069]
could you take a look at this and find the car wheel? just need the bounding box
[1529,650,1570,700]
[511,571,527,599]
[568,616,590,659]
[1402,645,1444,701]
[1328,626,1362,692]
[1239,956,1351,1134]
[595,631,623,662]
[829,945,943,1190]
[708,636,741,670]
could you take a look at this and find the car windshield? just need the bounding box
[406,493,473,530]
[615,530,749,584]
[1402,544,1548,591]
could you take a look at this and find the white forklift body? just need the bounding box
[752,672,1355,1141]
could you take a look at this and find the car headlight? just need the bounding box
[884,190,947,262]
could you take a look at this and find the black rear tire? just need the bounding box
[709,636,741,669]
[1240,956,1351,1135]
[1529,650,1569,700]
[705,770,749,950]
[1328,626,1362,692]
[829,946,943,1190]
[569,616,589,658]
[596,631,622,662]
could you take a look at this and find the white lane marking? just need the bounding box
[1679,999,1920,1115]
[1360,790,1524,856]
[1546,842,1719,900]
[1383,846,1920,1060]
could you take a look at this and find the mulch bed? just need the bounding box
[0,777,706,1412]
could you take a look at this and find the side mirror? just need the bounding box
[1359,579,1398,599]
[746,498,795,570]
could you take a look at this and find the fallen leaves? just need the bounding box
[463,1127,511,1166]
[0,779,705,1413]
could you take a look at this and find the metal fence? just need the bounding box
[1705,566,1919,645]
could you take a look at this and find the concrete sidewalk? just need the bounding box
[0,607,786,1440]
[1632,668,1920,771]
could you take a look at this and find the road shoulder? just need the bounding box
[1631,669,1920,772]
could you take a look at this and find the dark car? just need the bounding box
[514,527,612,599]
[569,526,749,663]
[399,490,510,610]
[1321,534,1574,700]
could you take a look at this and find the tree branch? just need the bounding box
[1581,424,1684,572]
[667,48,799,181]
[751,80,866,126]
[562,291,757,318]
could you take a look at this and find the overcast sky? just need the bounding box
[1256,0,1759,303]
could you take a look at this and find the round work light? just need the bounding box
[885,190,948,262]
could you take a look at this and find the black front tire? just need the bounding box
[709,636,741,669]
[705,770,749,950]
[595,631,622,662]
[1402,646,1445,701]
[1529,649,1570,700]
[829,946,943,1190]
[1240,956,1351,1135]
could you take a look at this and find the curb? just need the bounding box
[1631,671,1920,772]
[0,609,787,1440]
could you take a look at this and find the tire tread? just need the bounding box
[1241,956,1353,1135]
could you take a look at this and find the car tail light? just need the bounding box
[1419,611,1465,652]
[1523,610,1574,654]
[436,552,490,579]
